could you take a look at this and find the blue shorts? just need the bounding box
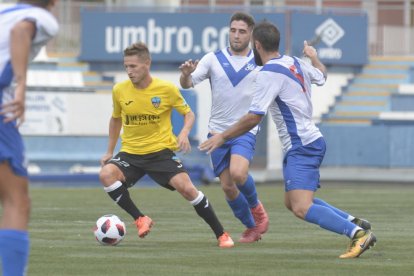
[209,132,256,177]
[283,137,326,192]
[0,120,28,177]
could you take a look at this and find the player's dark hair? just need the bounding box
[19,0,53,8]
[252,21,280,52]
[230,12,255,29]
[123,42,151,61]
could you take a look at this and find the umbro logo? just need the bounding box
[245,63,256,71]
[125,100,133,105]
[315,18,344,47]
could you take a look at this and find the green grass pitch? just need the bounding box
[24,183,414,275]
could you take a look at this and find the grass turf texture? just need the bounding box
[25,184,414,275]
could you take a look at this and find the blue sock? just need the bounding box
[313,198,350,220]
[0,229,30,276]
[305,204,357,238]
[227,193,255,228]
[237,174,259,208]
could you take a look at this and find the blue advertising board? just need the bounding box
[80,11,285,62]
[290,12,368,65]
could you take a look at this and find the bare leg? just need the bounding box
[0,161,31,276]
[0,162,30,230]
[169,173,225,239]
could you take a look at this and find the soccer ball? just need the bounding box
[94,214,126,246]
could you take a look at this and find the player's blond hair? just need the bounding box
[123,42,151,61]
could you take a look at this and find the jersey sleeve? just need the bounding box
[111,84,122,118]
[190,52,213,86]
[249,71,280,115]
[172,85,192,115]
[297,57,325,86]
[27,9,59,45]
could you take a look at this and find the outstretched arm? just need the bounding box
[303,40,327,79]
[179,59,199,88]
[199,113,263,154]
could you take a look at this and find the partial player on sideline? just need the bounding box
[0,1,59,275]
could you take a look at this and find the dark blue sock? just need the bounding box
[0,229,30,276]
[313,198,350,219]
[305,204,356,238]
[227,193,255,228]
[237,174,259,208]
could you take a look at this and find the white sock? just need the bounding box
[350,226,363,238]
[189,191,204,206]
[104,180,123,193]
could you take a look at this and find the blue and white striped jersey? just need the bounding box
[0,3,58,113]
[0,3,58,176]
[249,55,326,153]
[191,47,260,135]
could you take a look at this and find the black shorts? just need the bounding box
[106,149,187,190]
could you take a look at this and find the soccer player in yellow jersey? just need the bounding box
[99,42,234,248]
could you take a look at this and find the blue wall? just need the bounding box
[172,89,197,138]
[319,124,414,167]
[391,94,414,111]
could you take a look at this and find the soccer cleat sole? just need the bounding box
[239,237,261,243]
[239,233,262,243]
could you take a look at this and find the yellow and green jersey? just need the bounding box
[112,77,191,154]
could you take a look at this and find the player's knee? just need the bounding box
[289,204,307,219]
[99,168,110,185]
[99,165,119,186]
[284,199,292,212]
[229,170,247,185]
[221,184,238,200]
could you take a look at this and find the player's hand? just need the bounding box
[177,133,191,154]
[100,153,113,167]
[0,95,25,127]
[303,40,318,59]
[179,59,199,76]
[198,133,226,155]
